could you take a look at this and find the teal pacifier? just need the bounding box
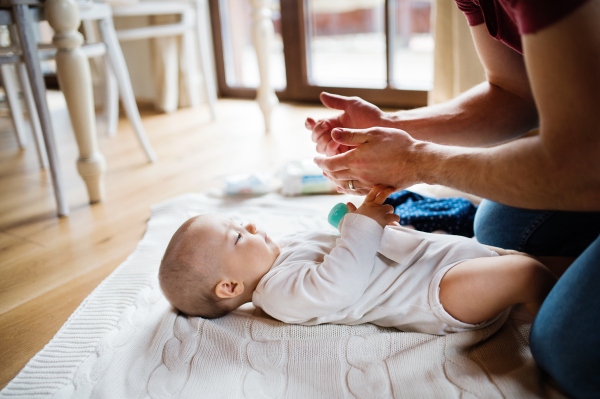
[328,203,349,230]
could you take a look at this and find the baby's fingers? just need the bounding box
[364,185,384,203]
[382,204,394,214]
[346,202,357,213]
[386,213,400,225]
[373,187,396,205]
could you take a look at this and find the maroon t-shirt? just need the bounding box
[455,0,591,53]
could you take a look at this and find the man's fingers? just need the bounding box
[325,169,355,181]
[314,153,353,172]
[320,92,353,111]
[325,139,342,157]
[337,187,371,196]
[316,133,332,154]
[331,128,371,146]
[311,118,342,143]
[305,117,316,130]
[311,120,330,143]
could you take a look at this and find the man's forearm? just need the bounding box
[418,135,600,211]
[384,82,539,147]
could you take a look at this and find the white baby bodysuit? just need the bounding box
[252,213,506,335]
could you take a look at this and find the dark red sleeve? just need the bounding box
[506,0,591,34]
[454,0,485,27]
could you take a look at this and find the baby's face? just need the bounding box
[195,214,281,287]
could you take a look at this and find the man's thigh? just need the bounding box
[474,199,600,256]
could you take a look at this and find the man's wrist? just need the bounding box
[409,140,444,186]
[385,110,412,130]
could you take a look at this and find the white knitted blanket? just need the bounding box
[1,191,566,399]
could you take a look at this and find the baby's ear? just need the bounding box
[215,279,245,299]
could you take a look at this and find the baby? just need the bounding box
[159,186,557,335]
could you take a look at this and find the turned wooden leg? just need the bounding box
[16,62,49,169]
[46,0,106,203]
[99,15,157,162]
[13,5,69,216]
[193,0,217,119]
[252,0,278,133]
[0,64,28,148]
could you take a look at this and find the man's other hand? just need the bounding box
[306,92,389,156]
[314,127,424,195]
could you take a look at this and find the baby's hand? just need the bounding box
[347,186,400,228]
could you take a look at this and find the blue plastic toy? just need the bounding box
[328,203,349,230]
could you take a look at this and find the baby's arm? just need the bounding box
[255,187,399,322]
[438,254,557,324]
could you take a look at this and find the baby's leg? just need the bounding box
[439,255,557,325]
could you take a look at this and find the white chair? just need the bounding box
[0,5,69,215]
[108,0,217,119]
[0,28,48,169]
[0,2,161,216]
[2,2,158,161]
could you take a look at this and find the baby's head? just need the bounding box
[159,214,280,318]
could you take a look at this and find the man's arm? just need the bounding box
[392,23,538,147]
[308,25,539,152]
[425,0,600,210]
[316,0,600,211]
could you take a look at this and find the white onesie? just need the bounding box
[252,213,507,335]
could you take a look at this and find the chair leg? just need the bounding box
[181,13,201,108]
[102,57,119,137]
[194,0,217,119]
[13,5,69,216]
[7,24,48,168]
[17,62,49,169]
[1,64,28,148]
[81,18,118,136]
[99,16,157,162]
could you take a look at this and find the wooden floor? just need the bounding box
[0,95,335,389]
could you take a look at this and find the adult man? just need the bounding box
[306,1,600,397]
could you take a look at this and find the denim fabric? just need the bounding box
[474,199,600,397]
[474,199,600,257]
[530,233,600,399]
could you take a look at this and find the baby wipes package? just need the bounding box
[280,159,336,196]
[223,173,272,195]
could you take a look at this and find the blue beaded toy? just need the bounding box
[328,203,349,230]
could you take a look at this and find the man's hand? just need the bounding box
[347,186,400,228]
[306,92,390,156]
[314,127,425,195]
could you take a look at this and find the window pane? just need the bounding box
[306,0,386,89]
[391,0,434,90]
[220,0,286,89]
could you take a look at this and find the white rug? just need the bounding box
[1,190,565,399]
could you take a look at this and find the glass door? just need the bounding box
[210,0,434,108]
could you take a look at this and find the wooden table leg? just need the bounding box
[46,0,106,203]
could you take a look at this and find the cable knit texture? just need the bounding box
[1,190,566,398]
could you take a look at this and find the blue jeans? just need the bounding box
[474,200,600,398]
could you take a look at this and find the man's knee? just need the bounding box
[474,200,523,249]
[531,311,600,398]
